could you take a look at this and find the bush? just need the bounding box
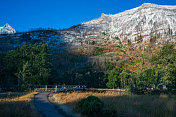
[75,96,104,117]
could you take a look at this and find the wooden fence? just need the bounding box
[33,85,86,92]
[0,85,86,93]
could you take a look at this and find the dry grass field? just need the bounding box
[0,92,42,117]
[49,92,176,117]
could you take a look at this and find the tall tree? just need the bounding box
[106,68,122,89]
[3,43,52,88]
[119,70,131,88]
[151,44,176,87]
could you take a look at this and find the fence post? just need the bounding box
[45,85,47,91]
[55,85,57,92]
[120,88,121,96]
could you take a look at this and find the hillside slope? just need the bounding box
[62,3,176,45]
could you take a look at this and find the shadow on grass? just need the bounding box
[0,100,40,117]
[100,94,176,117]
[52,92,176,117]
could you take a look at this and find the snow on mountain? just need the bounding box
[0,23,16,34]
[0,29,64,52]
[1,3,176,52]
[62,3,176,45]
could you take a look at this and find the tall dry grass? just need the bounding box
[0,92,42,117]
[50,92,176,117]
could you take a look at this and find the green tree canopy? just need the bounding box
[119,70,131,88]
[106,68,122,89]
[2,43,52,88]
[151,44,176,87]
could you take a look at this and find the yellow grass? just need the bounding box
[0,92,42,117]
[89,88,125,92]
[50,92,176,117]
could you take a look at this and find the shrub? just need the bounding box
[75,96,104,117]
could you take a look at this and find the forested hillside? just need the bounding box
[0,37,176,94]
[0,3,176,94]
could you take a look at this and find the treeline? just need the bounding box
[105,44,176,94]
[60,44,176,94]
[0,43,176,94]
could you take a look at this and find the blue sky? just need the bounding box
[0,0,176,31]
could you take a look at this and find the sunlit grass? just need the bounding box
[50,92,176,117]
[0,92,42,117]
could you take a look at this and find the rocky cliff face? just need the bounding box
[0,23,16,34]
[1,3,176,52]
[62,3,176,45]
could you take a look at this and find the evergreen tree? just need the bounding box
[119,70,131,88]
[3,43,52,88]
[106,68,122,89]
[151,44,176,87]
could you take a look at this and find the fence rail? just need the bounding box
[0,85,86,92]
[33,85,86,92]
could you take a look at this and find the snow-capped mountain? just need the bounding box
[62,3,176,45]
[0,3,176,52]
[0,23,16,34]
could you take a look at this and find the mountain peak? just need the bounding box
[0,23,16,34]
[4,23,11,28]
[101,13,105,17]
[141,3,155,6]
[63,3,176,46]
[140,3,176,9]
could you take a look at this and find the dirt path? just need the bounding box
[34,92,64,117]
